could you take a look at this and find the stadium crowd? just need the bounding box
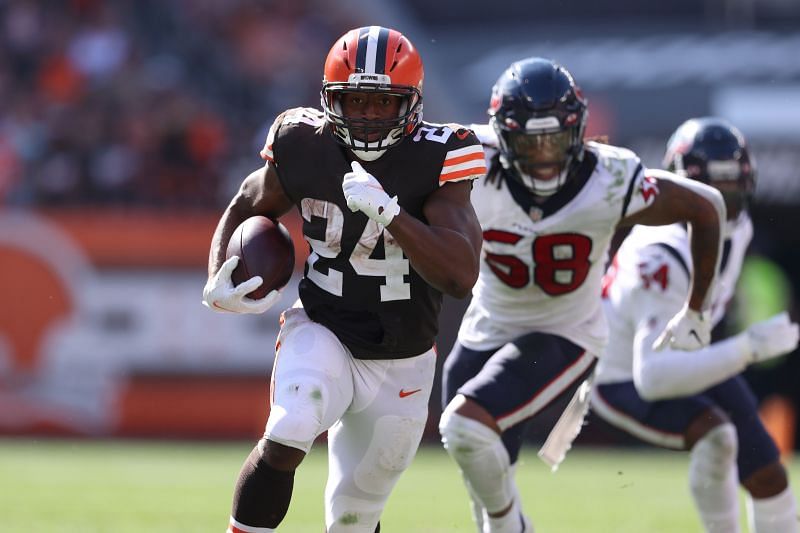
[0,0,355,207]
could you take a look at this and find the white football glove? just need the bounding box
[342,161,400,226]
[202,256,281,314]
[653,305,711,351]
[743,312,800,363]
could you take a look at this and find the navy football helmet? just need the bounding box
[664,117,755,219]
[488,57,588,196]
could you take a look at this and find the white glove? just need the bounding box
[653,305,711,351]
[202,256,281,314]
[744,312,800,363]
[342,161,400,226]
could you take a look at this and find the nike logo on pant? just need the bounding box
[399,388,422,398]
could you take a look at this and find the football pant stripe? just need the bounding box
[590,388,684,449]
[496,351,595,431]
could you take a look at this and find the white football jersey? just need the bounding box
[458,129,659,356]
[596,212,753,384]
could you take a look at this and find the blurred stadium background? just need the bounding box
[1,0,799,529]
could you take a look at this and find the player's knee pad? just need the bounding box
[689,423,738,489]
[328,413,421,533]
[354,414,426,496]
[439,402,505,458]
[439,407,513,512]
[265,377,329,453]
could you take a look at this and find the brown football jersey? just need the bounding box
[260,107,485,359]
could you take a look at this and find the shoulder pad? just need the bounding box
[260,107,325,162]
[588,141,641,176]
[280,107,325,127]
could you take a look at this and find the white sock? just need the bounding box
[747,485,799,533]
[688,424,741,533]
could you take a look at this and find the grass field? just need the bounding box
[1,438,797,532]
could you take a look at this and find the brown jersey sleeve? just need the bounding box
[420,124,487,186]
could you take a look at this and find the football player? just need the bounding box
[438,58,726,533]
[202,26,485,532]
[592,117,799,533]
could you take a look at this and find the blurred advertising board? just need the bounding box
[0,209,305,439]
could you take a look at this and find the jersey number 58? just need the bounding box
[483,230,592,295]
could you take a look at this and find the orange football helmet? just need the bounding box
[321,26,424,160]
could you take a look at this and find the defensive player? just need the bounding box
[438,58,726,533]
[592,117,799,533]
[202,26,485,532]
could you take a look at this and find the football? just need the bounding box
[226,216,295,299]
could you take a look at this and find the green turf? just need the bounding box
[0,438,797,532]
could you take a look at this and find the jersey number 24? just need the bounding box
[301,198,410,302]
